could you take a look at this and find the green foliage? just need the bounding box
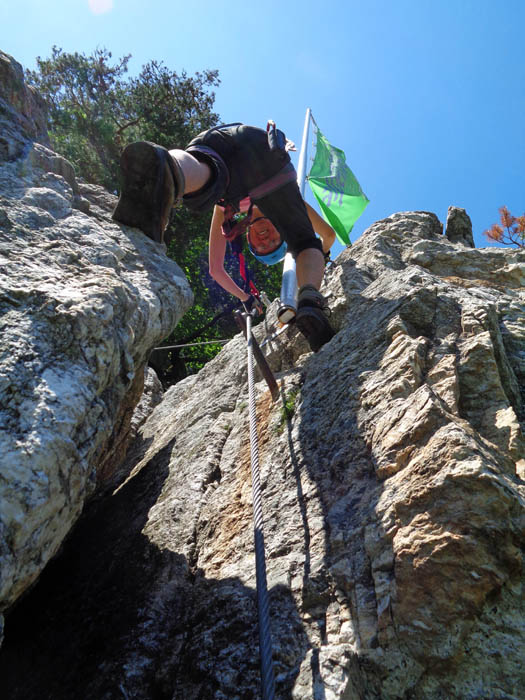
[26,46,219,191]
[276,388,300,434]
[28,46,283,384]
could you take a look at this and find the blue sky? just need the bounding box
[2,0,524,254]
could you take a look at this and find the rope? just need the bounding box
[245,312,276,700]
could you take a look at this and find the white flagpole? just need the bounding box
[278,107,312,324]
[296,107,311,196]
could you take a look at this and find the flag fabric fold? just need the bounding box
[307,125,369,245]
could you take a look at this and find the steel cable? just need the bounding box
[245,312,276,700]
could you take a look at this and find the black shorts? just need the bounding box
[253,181,323,258]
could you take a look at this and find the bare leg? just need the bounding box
[168,149,211,194]
[296,247,325,289]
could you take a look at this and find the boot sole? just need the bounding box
[296,307,335,352]
[112,142,173,243]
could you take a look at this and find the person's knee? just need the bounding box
[292,238,324,258]
[295,245,325,263]
[169,149,211,193]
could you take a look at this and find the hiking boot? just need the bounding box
[112,141,185,244]
[295,284,335,352]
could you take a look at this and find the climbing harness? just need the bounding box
[220,162,296,242]
[235,310,278,700]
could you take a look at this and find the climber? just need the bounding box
[112,123,335,352]
[208,200,335,317]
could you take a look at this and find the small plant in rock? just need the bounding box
[275,389,300,434]
[484,206,525,248]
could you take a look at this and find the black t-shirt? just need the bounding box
[186,124,290,205]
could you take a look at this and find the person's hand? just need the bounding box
[242,294,264,316]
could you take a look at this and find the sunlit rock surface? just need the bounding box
[2,206,523,699]
[0,51,193,638]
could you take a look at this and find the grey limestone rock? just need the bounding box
[0,51,193,642]
[445,206,475,248]
[0,50,49,160]
[1,212,523,699]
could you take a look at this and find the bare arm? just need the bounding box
[304,201,336,253]
[208,206,250,301]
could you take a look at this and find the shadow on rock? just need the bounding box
[0,436,310,700]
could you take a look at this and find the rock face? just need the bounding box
[445,206,475,248]
[0,52,193,639]
[0,50,49,158]
[1,209,524,699]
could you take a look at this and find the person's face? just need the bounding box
[248,215,282,255]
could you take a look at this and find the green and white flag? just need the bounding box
[308,127,369,245]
